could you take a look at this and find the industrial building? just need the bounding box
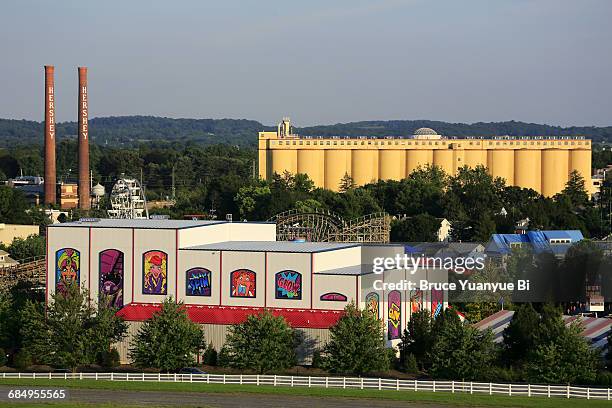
[0,223,40,245]
[258,118,593,196]
[485,230,585,257]
[46,219,447,363]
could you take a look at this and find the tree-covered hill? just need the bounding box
[297,120,612,142]
[0,116,610,147]
[0,116,275,147]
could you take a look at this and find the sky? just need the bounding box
[0,0,611,127]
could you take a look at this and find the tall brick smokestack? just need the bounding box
[78,67,90,209]
[44,65,56,205]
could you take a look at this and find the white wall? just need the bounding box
[132,229,177,303]
[266,252,311,309]
[177,249,221,305]
[90,227,133,304]
[220,250,265,307]
[46,226,91,299]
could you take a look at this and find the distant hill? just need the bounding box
[0,116,610,148]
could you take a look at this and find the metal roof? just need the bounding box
[48,219,229,230]
[485,230,584,255]
[316,264,366,276]
[183,241,360,253]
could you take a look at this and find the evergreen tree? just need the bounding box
[130,298,204,372]
[322,303,389,375]
[338,173,356,193]
[20,282,127,371]
[559,170,589,208]
[202,343,218,366]
[428,311,497,380]
[525,323,599,384]
[399,310,433,370]
[223,310,297,374]
[503,303,539,365]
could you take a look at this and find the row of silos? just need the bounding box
[267,146,591,196]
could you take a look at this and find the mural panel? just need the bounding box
[99,249,124,308]
[56,248,80,293]
[320,292,347,301]
[186,267,212,296]
[275,270,302,299]
[230,269,256,298]
[143,250,168,295]
[365,292,379,319]
[431,288,444,317]
[387,290,401,340]
[410,289,423,315]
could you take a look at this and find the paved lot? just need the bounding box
[0,386,458,407]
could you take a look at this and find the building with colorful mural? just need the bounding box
[46,219,447,363]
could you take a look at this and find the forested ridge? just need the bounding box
[1,116,611,147]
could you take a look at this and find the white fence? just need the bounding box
[1,372,611,401]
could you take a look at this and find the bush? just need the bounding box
[595,371,612,387]
[524,323,599,384]
[401,353,418,374]
[322,303,389,375]
[129,298,204,372]
[223,311,297,374]
[203,343,218,366]
[488,366,522,383]
[386,347,399,370]
[99,348,121,368]
[311,349,323,369]
[429,310,497,381]
[5,235,45,261]
[217,346,230,368]
[0,348,6,367]
[13,349,32,370]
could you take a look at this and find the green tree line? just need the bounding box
[2,116,612,147]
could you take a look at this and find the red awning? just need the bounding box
[116,303,344,329]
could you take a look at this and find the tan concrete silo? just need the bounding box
[351,149,378,185]
[297,149,325,187]
[514,149,542,192]
[379,150,405,181]
[324,150,350,191]
[541,149,569,197]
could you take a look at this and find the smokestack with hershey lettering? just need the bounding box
[78,66,90,209]
[44,65,56,205]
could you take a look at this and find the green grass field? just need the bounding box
[0,378,609,408]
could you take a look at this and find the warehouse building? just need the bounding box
[46,219,447,363]
[258,118,593,196]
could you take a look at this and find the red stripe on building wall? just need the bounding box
[117,303,344,329]
[310,253,314,309]
[264,251,267,308]
[88,227,92,302]
[219,251,223,306]
[131,228,135,303]
[175,229,179,303]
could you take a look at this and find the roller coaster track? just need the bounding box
[0,256,46,292]
[269,209,391,243]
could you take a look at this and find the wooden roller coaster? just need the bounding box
[269,209,391,243]
[0,256,46,292]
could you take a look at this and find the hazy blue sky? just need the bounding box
[1,0,611,126]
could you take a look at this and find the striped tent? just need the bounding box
[474,310,611,351]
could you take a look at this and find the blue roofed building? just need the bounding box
[485,230,584,257]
